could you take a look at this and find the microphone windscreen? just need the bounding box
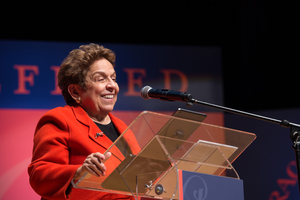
[140,86,152,100]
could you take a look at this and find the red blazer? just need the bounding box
[28,105,140,200]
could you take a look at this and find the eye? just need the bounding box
[111,75,117,82]
[94,76,104,82]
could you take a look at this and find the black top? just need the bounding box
[94,121,120,142]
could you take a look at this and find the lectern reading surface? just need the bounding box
[72,110,256,200]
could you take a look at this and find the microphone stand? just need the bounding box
[187,97,300,196]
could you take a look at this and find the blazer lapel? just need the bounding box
[71,106,112,150]
[71,106,125,161]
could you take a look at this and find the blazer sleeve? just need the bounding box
[28,108,81,200]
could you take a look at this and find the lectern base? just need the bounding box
[181,170,244,200]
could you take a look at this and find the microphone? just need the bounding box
[140,86,193,102]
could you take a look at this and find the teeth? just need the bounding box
[103,95,113,99]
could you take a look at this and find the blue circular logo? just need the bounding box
[183,175,208,200]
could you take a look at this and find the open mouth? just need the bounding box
[102,95,114,99]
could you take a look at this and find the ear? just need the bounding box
[68,84,81,102]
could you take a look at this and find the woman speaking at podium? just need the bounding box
[28,44,140,200]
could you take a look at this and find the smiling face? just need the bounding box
[75,58,119,122]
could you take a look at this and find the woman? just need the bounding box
[28,44,140,200]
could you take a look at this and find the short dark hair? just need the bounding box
[58,43,116,105]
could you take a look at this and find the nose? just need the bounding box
[106,78,118,91]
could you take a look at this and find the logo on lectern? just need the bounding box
[183,175,208,200]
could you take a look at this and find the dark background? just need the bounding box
[1,1,299,199]
[2,0,298,111]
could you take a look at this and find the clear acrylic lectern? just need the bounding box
[72,111,256,199]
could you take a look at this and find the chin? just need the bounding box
[98,100,117,114]
[100,106,115,114]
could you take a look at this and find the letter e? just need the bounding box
[123,68,146,96]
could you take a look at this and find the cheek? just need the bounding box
[92,85,106,95]
[115,84,120,94]
[82,87,103,101]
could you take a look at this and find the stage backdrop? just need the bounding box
[0,40,224,199]
[225,108,299,200]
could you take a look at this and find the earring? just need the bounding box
[76,97,81,104]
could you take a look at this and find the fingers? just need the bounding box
[83,152,111,177]
[104,152,111,161]
[82,162,105,177]
[91,152,106,161]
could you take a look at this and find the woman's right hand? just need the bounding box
[73,152,111,180]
